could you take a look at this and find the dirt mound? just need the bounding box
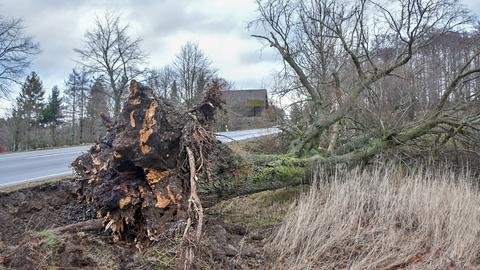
[198,217,267,269]
[2,234,98,270]
[0,180,301,269]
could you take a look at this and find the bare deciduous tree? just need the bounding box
[75,12,146,118]
[252,0,479,163]
[174,42,215,107]
[0,16,39,99]
[146,66,175,98]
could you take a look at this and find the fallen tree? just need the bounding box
[253,0,480,164]
[72,80,223,268]
[202,153,308,206]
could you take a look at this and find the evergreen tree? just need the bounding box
[15,72,45,149]
[65,68,89,144]
[10,106,25,151]
[41,86,63,146]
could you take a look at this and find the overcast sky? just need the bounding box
[0,0,280,113]
[0,0,479,113]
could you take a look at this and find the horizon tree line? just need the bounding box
[2,71,110,151]
[0,12,235,151]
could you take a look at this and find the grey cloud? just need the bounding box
[463,0,480,14]
[0,0,276,103]
[239,47,279,65]
[125,0,242,37]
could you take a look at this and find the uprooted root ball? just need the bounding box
[72,80,223,244]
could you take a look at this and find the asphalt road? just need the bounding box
[0,128,280,187]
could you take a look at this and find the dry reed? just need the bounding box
[267,166,480,269]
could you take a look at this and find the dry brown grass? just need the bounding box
[0,175,73,193]
[267,166,480,269]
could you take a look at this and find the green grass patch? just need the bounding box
[209,186,305,230]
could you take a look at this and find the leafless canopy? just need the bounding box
[74,12,146,118]
[0,16,39,99]
[145,66,176,99]
[252,0,480,162]
[173,41,215,107]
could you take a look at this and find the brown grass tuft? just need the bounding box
[267,166,480,269]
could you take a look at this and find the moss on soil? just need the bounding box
[209,186,304,230]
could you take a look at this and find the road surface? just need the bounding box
[0,128,280,187]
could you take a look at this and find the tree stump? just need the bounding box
[72,80,223,244]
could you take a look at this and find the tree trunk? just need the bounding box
[327,123,339,153]
[113,93,121,120]
[79,117,84,144]
[51,124,57,147]
[71,99,76,145]
[201,153,308,207]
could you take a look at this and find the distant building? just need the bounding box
[221,89,269,117]
[216,89,279,131]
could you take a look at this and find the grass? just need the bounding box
[267,166,480,269]
[34,230,66,269]
[227,134,288,156]
[0,175,73,193]
[29,231,117,269]
[38,231,63,248]
[141,236,182,269]
[210,186,304,230]
[85,242,117,269]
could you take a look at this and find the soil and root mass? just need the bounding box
[0,87,304,269]
[71,80,223,266]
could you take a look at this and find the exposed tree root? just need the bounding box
[177,147,204,270]
[71,80,223,268]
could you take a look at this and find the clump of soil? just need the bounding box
[71,80,223,248]
[198,217,267,269]
[2,232,98,270]
[0,179,100,269]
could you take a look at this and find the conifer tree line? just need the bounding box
[0,13,229,151]
[0,71,109,151]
